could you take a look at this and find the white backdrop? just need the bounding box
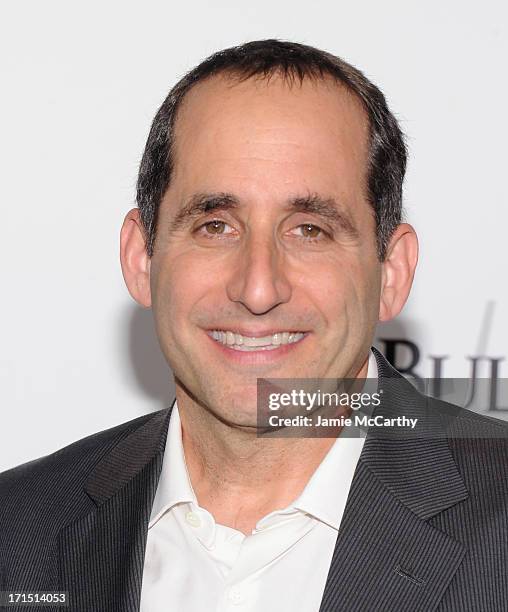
[1,0,507,471]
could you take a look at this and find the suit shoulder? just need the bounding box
[0,408,168,499]
[430,395,508,437]
[428,397,508,494]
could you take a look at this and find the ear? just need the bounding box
[120,208,152,308]
[379,223,418,321]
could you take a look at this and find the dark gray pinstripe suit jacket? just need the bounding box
[1,348,507,611]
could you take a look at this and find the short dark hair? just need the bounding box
[136,39,407,260]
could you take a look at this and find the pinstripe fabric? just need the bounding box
[318,350,508,612]
[0,409,171,612]
[429,438,508,611]
[1,349,507,611]
[58,453,163,611]
[318,461,466,611]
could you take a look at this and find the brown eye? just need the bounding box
[299,224,322,238]
[204,220,227,234]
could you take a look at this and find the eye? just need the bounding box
[199,219,235,236]
[291,223,325,240]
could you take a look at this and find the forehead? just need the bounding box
[169,72,370,206]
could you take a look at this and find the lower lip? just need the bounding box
[205,332,309,364]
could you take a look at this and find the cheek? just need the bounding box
[296,257,379,328]
[151,249,219,331]
[294,258,358,305]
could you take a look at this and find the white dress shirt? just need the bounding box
[140,351,378,612]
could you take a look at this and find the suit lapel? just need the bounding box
[56,350,470,611]
[319,349,469,612]
[58,406,172,612]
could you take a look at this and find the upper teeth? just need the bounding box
[209,330,304,350]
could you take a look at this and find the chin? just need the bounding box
[216,381,260,411]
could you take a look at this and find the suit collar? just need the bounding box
[58,405,174,612]
[366,347,468,519]
[319,348,470,611]
[84,405,173,506]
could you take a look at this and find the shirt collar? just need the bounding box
[149,403,196,527]
[263,349,377,530]
[149,349,377,530]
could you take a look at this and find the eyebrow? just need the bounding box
[290,193,359,237]
[168,191,359,238]
[169,193,240,233]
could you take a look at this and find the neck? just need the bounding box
[176,354,370,534]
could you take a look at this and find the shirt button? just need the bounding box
[228,587,243,605]
[185,511,201,528]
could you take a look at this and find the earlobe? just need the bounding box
[378,223,418,322]
[119,208,152,308]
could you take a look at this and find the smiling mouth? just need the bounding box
[207,330,306,351]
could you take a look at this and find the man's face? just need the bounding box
[148,74,382,426]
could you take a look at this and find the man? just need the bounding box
[0,40,507,612]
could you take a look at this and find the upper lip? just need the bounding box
[206,328,308,338]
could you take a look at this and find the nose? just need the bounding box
[225,235,292,315]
